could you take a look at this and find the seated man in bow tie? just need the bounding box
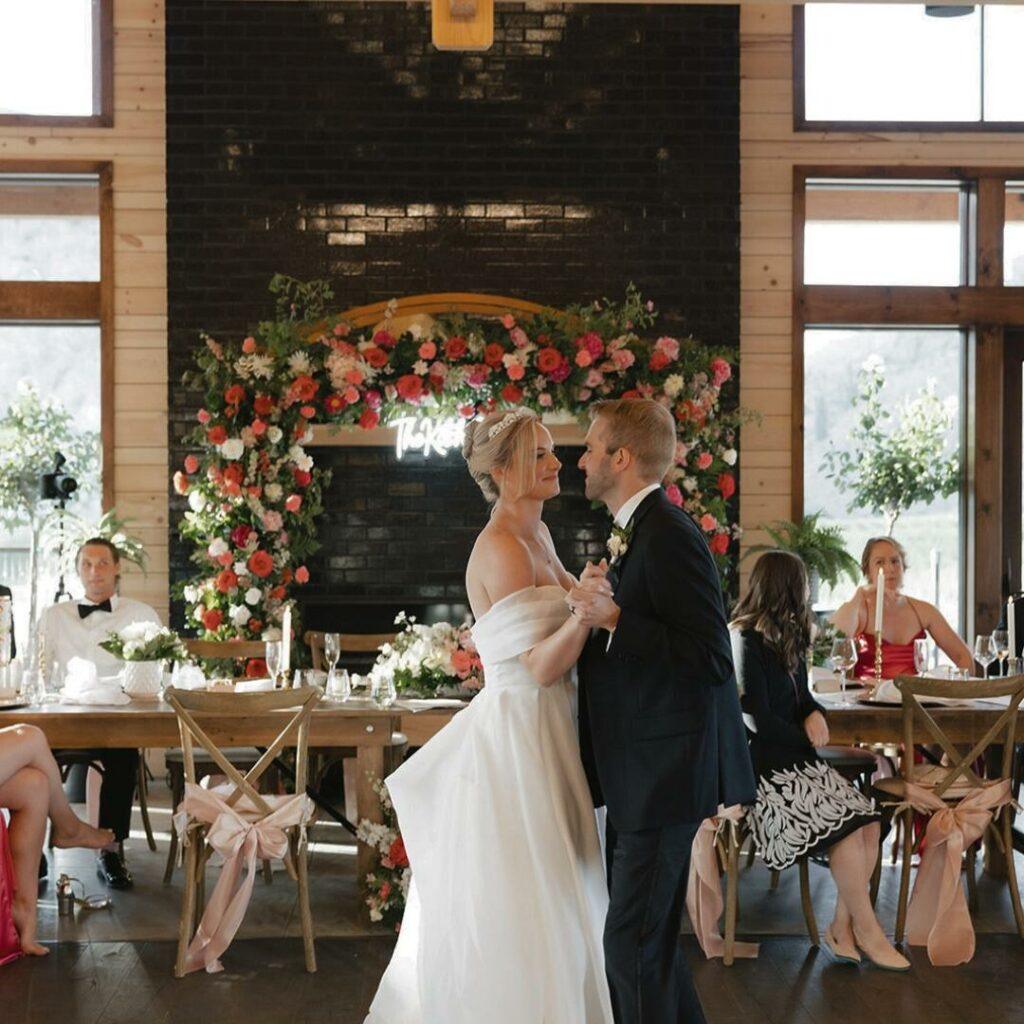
[37,537,160,889]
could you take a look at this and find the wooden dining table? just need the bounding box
[0,697,403,879]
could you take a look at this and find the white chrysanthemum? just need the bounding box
[229,604,251,627]
[288,351,312,375]
[663,374,684,399]
[267,426,283,444]
[220,438,245,461]
[265,482,283,502]
[233,560,247,577]
[236,353,274,380]
[188,490,207,513]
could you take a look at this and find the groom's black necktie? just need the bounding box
[78,600,112,619]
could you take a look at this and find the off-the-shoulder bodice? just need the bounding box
[471,585,571,689]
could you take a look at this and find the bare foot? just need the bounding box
[52,819,114,851]
[852,925,910,972]
[12,900,49,957]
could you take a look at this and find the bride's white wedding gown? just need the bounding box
[364,585,614,1024]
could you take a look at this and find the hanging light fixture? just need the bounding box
[432,0,494,51]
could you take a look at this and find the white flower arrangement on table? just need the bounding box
[369,611,483,697]
[99,621,187,663]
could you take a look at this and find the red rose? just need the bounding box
[649,351,670,372]
[396,375,424,402]
[248,619,263,633]
[500,384,524,404]
[710,533,730,556]
[379,881,392,901]
[363,346,388,369]
[253,394,274,416]
[214,569,238,594]
[359,408,380,430]
[247,550,274,578]
[245,658,268,679]
[230,524,253,548]
[184,454,199,474]
[372,329,396,349]
[224,384,246,406]
[365,390,382,410]
[324,393,345,415]
[717,472,736,500]
[290,375,319,402]
[536,347,563,375]
[222,463,244,487]
[388,836,409,868]
[269,585,286,601]
[201,608,223,631]
[293,469,312,488]
[483,343,505,368]
[444,336,468,360]
[206,425,227,446]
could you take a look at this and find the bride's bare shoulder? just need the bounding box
[466,525,535,608]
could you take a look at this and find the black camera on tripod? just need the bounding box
[39,451,78,504]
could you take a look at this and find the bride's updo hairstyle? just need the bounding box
[462,406,540,503]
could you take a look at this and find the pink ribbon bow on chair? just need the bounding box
[900,778,1013,966]
[686,804,759,960]
[174,782,314,974]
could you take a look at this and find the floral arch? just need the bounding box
[174,277,741,646]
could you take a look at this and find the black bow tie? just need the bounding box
[78,600,112,619]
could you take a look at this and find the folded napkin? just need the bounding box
[170,663,207,691]
[395,697,468,712]
[872,679,970,707]
[233,677,275,693]
[60,656,130,705]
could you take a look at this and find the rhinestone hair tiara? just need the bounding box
[487,406,533,441]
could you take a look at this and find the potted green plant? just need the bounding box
[744,512,859,605]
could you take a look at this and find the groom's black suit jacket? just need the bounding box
[579,490,755,832]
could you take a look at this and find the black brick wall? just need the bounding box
[167,0,739,631]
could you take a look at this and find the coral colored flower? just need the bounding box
[621,389,641,400]
[379,881,392,901]
[536,347,563,375]
[300,404,317,419]
[253,394,274,416]
[359,408,380,430]
[184,454,199,474]
[295,565,310,584]
[206,425,227,445]
[285,494,302,513]
[654,336,680,361]
[664,483,684,507]
[242,336,257,354]
[216,552,234,567]
[343,385,360,404]
[418,340,437,360]
[173,471,189,495]
[500,384,523,404]
[699,513,718,533]
[372,329,396,349]
[710,533,730,555]
[388,836,409,868]
[293,468,312,487]
[248,550,275,578]
[363,346,388,369]
[214,569,238,594]
[396,374,424,402]
[262,510,283,532]
[230,525,253,548]
[291,375,319,402]
[717,472,736,499]
[251,418,267,436]
[538,392,553,407]
[269,585,286,601]
[649,351,670,372]
[444,336,468,360]
[222,463,244,487]
[484,343,505,368]
[197,408,211,424]
[696,452,713,470]
[224,384,246,406]
[501,314,516,329]
[575,349,593,368]
[333,323,350,337]
[245,658,268,678]
[202,608,223,631]
[612,348,635,371]
[710,357,732,386]
[506,362,525,381]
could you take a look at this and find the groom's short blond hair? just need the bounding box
[590,398,676,482]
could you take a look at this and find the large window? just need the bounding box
[0,0,112,126]
[796,4,1024,130]
[0,169,110,656]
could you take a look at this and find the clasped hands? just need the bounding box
[566,559,621,632]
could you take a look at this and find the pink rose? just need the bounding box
[696,452,713,470]
[538,392,553,407]
[184,454,199,474]
[584,333,604,359]
[501,314,516,329]
[242,336,257,354]
[343,385,360,404]
[262,510,284,532]
[665,484,684,507]
[418,340,437,360]
[611,349,635,371]
[575,349,593,368]
[655,336,680,361]
[710,357,732,386]
[197,409,211,424]
[699,513,718,533]
[578,388,593,402]
[294,565,310,584]
[285,494,302,513]
[586,368,604,388]
[510,327,529,348]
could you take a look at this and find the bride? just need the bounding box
[364,406,614,1024]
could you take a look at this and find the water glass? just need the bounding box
[992,629,1010,676]
[1007,657,1023,677]
[327,668,350,701]
[913,637,932,675]
[265,640,282,686]
[952,666,971,682]
[372,673,397,708]
[973,635,997,678]
[829,638,858,705]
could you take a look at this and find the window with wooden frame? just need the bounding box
[793,168,1024,638]
[794,4,1024,132]
[0,0,113,127]
[0,164,113,654]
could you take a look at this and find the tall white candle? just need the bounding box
[281,603,292,673]
[1009,597,1017,662]
[874,567,885,636]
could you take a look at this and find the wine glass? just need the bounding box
[973,635,997,679]
[324,632,341,693]
[829,638,858,705]
[265,640,282,687]
[913,637,932,676]
[992,629,1010,677]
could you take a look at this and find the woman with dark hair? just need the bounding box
[830,536,971,679]
[732,551,908,971]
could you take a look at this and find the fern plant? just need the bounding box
[744,512,859,591]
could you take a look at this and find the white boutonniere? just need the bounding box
[606,523,633,564]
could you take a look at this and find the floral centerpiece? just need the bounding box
[370,612,483,696]
[100,622,187,699]
[355,777,410,928]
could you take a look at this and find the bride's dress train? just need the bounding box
[365,585,614,1024]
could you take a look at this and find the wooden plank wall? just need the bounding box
[739,3,1024,586]
[0,0,168,619]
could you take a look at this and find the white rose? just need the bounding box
[188,490,207,513]
[294,452,313,472]
[267,426,283,444]
[192,605,206,623]
[220,438,245,461]
[233,561,248,577]
[722,448,737,466]
[122,640,141,659]
[245,587,262,606]
[208,538,229,557]
[682,476,698,494]
[119,621,149,641]
[183,585,199,604]
[663,374,684,399]
[141,622,163,642]
[265,482,283,502]
[229,604,251,627]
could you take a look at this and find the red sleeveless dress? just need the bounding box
[0,814,22,966]
[853,630,925,680]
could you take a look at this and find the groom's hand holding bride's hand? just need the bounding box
[567,560,620,631]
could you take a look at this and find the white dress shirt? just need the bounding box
[38,595,161,678]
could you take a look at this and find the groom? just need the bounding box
[570,398,755,1024]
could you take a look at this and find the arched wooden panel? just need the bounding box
[336,291,553,328]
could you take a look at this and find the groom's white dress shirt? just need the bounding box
[613,483,661,531]
[38,594,161,678]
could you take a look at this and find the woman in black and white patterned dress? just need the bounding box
[731,551,909,972]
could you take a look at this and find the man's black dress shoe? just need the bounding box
[96,849,133,889]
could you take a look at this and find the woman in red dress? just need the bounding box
[830,537,972,679]
[0,724,113,960]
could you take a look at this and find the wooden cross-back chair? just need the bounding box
[165,685,321,977]
[875,674,1024,945]
[182,638,268,665]
[304,630,396,672]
